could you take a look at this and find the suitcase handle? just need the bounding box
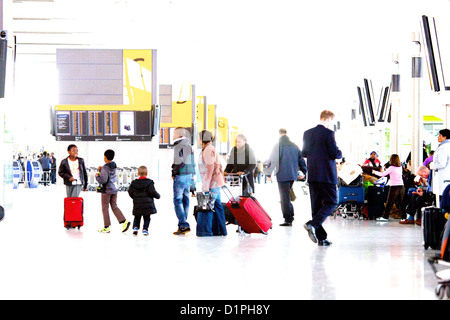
[222,185,240,208]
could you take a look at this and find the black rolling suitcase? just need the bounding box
[193,204,238,225]
[366,186,389,219]
[422,206,447,250]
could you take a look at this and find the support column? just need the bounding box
[0,0,3,30]
[411,32,422,175]
[191,85,197,146]
[445,104,450,129]
[390,53,400,155]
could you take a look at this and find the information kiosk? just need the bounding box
[26,160,41,188]
[12,160,22,189]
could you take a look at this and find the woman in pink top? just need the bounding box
[372,154,404,222]
[197,130,227,236]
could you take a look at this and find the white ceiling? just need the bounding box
[3,0,450,152]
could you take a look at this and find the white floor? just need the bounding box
[0,180,443,300]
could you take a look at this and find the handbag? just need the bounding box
[289,187,296,202]
[96,175,110,193]
[196,191,215,212]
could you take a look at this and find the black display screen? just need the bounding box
[53,108,157,141]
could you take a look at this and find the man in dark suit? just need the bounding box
[302,110,342,246]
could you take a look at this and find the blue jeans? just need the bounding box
[196,187,227,237]
[211,188,227,236]
[173,174,191,229]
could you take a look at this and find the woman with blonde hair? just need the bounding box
[372,154,405,222]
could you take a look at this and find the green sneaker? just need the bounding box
[98,227,110,233]
[122,220,131,233]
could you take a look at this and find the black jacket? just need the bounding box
[302,125,342,184]
[58,157,88,189]
[224,144,257,193]
[128,178,160,215]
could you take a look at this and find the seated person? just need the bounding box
[400,165,434,226]
[423,151,434,168]
[363,151,382,168]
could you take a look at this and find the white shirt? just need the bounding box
[68,158,81,185]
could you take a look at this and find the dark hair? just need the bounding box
[389,154,401,167]
[67,144,77,151]
[279,128,287,135]
[439,129,450,140]
[200,130,213,143]
[104,149,115,161]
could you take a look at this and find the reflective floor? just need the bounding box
[0,180,443,300]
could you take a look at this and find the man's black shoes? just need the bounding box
[318,239,332,246]
[303,222,318,243]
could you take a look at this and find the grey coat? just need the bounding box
[96,162,119,194]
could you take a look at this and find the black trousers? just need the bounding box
[133,214,151,231]
[277,181,294,223]
[308,181,337,241]
[383,186,404,219]
[406,191,434,219]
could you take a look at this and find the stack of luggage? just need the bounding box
[335,163,364,219]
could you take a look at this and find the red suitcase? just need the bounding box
[223,186,272,234]
[64,197,84,229]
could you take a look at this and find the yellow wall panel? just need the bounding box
[123,49,153,106]
[196,96,205,132]
[207,104,215,132]
[218,117,228,143]
[160,100,193,128]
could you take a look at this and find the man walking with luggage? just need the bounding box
[266,128,307,226]
[302,110,342,246]
[172,127,196,235]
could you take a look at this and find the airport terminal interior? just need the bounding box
[1,0,450,301]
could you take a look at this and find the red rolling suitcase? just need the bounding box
[64,197,84,229]
[223,186,272,234]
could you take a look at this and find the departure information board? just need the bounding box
[52,105,158,141]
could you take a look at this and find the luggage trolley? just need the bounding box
[130,166,139,181]
[334,175,365,220]
[428,202,450,299]
[428,256,450,299]
[116,167,126,191]
[225,172,241,187]
[40,170,51,186]
[222,173,243,227]
[121,167,133,191]
[86,167,99,191]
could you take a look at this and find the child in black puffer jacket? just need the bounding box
[128,166,160,236]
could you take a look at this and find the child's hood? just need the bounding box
[104,161,117,170]
[132,178,153,190]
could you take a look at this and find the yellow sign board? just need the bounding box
[123,49,154,106]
